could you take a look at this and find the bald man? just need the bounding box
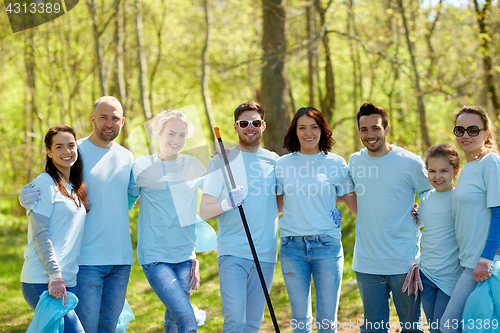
[20,96,134,333]
[74,96,134,333]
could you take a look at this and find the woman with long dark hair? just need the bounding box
[276,107,357,332]
[21,125,89,333]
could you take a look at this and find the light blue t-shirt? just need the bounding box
[276,151,354,238]
[453,152,500,270]
[203,148,280,263]
[129,153,205,265]
[21,173,86,287]
[77,138,134,266]
[418,189,461,296]
[349,145,432,275]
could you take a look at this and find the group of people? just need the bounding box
[18,96,500,333]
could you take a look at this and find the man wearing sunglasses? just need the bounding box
[348,102,432,333]
[200,101,283,332]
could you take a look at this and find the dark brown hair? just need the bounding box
[282,107,334,154]
[357,102,389,129]
[425,144,460,172]
[234,101,265,122]
[454,106,498,160]
[45,125,90,212]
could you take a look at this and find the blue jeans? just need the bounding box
[142,261,198,333]
[21,283,84,333]
[75,265,131,333]
[439,268,476,333]
[419,272,450,333]
[217,255,276,333]
[355,272,423,333]
[280,235,343,333]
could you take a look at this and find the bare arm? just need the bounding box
[339,191,357,216]
[200,193,225,220]
[277,194,284,214]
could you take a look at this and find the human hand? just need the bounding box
[402,263,423,296]
[19,183,41,209]
[210,148,231,159]
[48,278,67,306]
[411,203,419,225]
[473,258,493,282]
[190,259,200,290]
[220,186,244,212]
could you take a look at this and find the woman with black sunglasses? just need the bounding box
[276,107,357,332]
[440,106,500,333]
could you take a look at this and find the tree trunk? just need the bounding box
[88,0,106,96]
[398,0,431,151]
[24,29,37,183]
[306,2,316,107]
[201,0,216,144]
[135,0,152,120]
[474,0,500,115]
[116,0,128,147]
[314,0,335,123]
[261,0,290,155]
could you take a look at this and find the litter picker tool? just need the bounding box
[214,127,280,333]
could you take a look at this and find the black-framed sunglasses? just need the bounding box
[236,119,265,129]
[453,125,487,137]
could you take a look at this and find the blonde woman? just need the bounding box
[129,110,206,333]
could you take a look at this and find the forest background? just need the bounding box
[1,0,500,331]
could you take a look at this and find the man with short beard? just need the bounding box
[348,102,432,333]
[20,96,134,333]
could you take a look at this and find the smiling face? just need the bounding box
[427,157,457,193]
[358,114,391,157]
[47,131,78,177]
[234,110,265,152]
[159,118,187,160]
[91,100,124,146]
[296,115,321,155]
[455,113,488,162]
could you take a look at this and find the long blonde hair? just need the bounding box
[455,106,498,160]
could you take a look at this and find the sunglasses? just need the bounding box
[236,119,265,129]
[453,125,487,137]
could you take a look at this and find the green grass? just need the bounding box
[0,212,370,332]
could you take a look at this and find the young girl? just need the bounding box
[128,110,208,333]
[276,107,357,333]
[416,144,462,333]
[21,125,90,333]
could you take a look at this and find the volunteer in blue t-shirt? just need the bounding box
[21,125,90,333]
[276,107,357,333]
[200,101,282,332]
[128,110,208,333]
[440,106,500,333]
[20,97,135,333]
[349,102,432,333]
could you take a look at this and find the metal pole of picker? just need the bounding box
[213,127,281,333]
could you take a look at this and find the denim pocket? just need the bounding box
[319,235,339,247]
[280,237,291,248]
[217,255,229,267]
[142,262,160,272]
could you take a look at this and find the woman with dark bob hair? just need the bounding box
[21,125,89,332]
[276,107,357,332]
